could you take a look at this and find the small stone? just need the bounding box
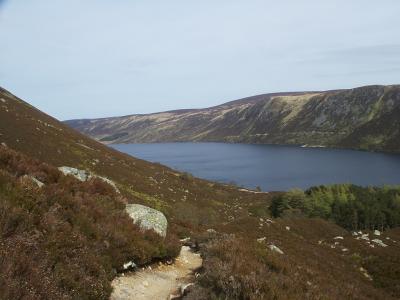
[361,234,370,241]
[371,239,388,247]
[268,244,284,254]
[123,261,137,270]
[257,237,267,243]
[22,175,44,188]
[180,283,194,295]
[374,230,381,236]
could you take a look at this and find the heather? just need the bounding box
[0,147,179,299]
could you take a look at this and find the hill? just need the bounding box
[1,86,400,299]
[66,84,400,153]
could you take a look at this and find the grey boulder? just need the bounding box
[58,166,120,193]
[125,204,168,238]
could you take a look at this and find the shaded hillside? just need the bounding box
[66,85,400,152]
[0,86,270,228]
[1,86,400,299]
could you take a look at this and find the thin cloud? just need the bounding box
[0,1,399,119]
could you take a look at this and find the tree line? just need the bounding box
[271,184,400,231]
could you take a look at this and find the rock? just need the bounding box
[125,204,168,238]
[285,226,290,231]
[142,280,149,287]
[22,175,44,188]
[58,166,90,181]
[268,244,284,254]
[94,175,120,193]
[374,230,381,236]
[334,236,344,240]
[58,166,120,193]
[257,237,267,243]
[360,267,373,281]
[361,234,370,241]
[371,239,388,247]
[180,283,194,296]
[206,228,217,234]
[123,261,137,270]
[180,237,191,243]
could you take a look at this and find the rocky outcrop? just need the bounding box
[66,84,400,153]
[58,166,90,181]
[58,166,120,193]
[125,204,168,237]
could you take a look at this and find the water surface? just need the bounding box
[111,143,400,191]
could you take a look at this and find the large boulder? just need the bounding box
[125,204,168,238]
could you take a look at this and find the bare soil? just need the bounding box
[110,246,202,300]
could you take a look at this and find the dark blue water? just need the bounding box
[111,143,400,191]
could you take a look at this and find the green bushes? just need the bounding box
[0,147,180,299]
[271,184,400,230]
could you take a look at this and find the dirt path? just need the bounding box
[110,246,202,300]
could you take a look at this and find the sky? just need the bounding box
[0,1,399,120]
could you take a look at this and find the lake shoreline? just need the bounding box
[111,143,400,192]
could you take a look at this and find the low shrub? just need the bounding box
[0,146,180,299]
[186,234,317,300]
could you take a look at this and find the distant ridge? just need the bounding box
[66,84,400,153]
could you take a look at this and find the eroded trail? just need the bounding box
[110,246,202,300]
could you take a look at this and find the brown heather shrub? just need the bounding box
[0,147,180,300]
[186,234,320,300]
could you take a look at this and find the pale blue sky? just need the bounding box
[0,0,399,120]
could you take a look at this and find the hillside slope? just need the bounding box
[66,84,400,152]
[1,86,400,299]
